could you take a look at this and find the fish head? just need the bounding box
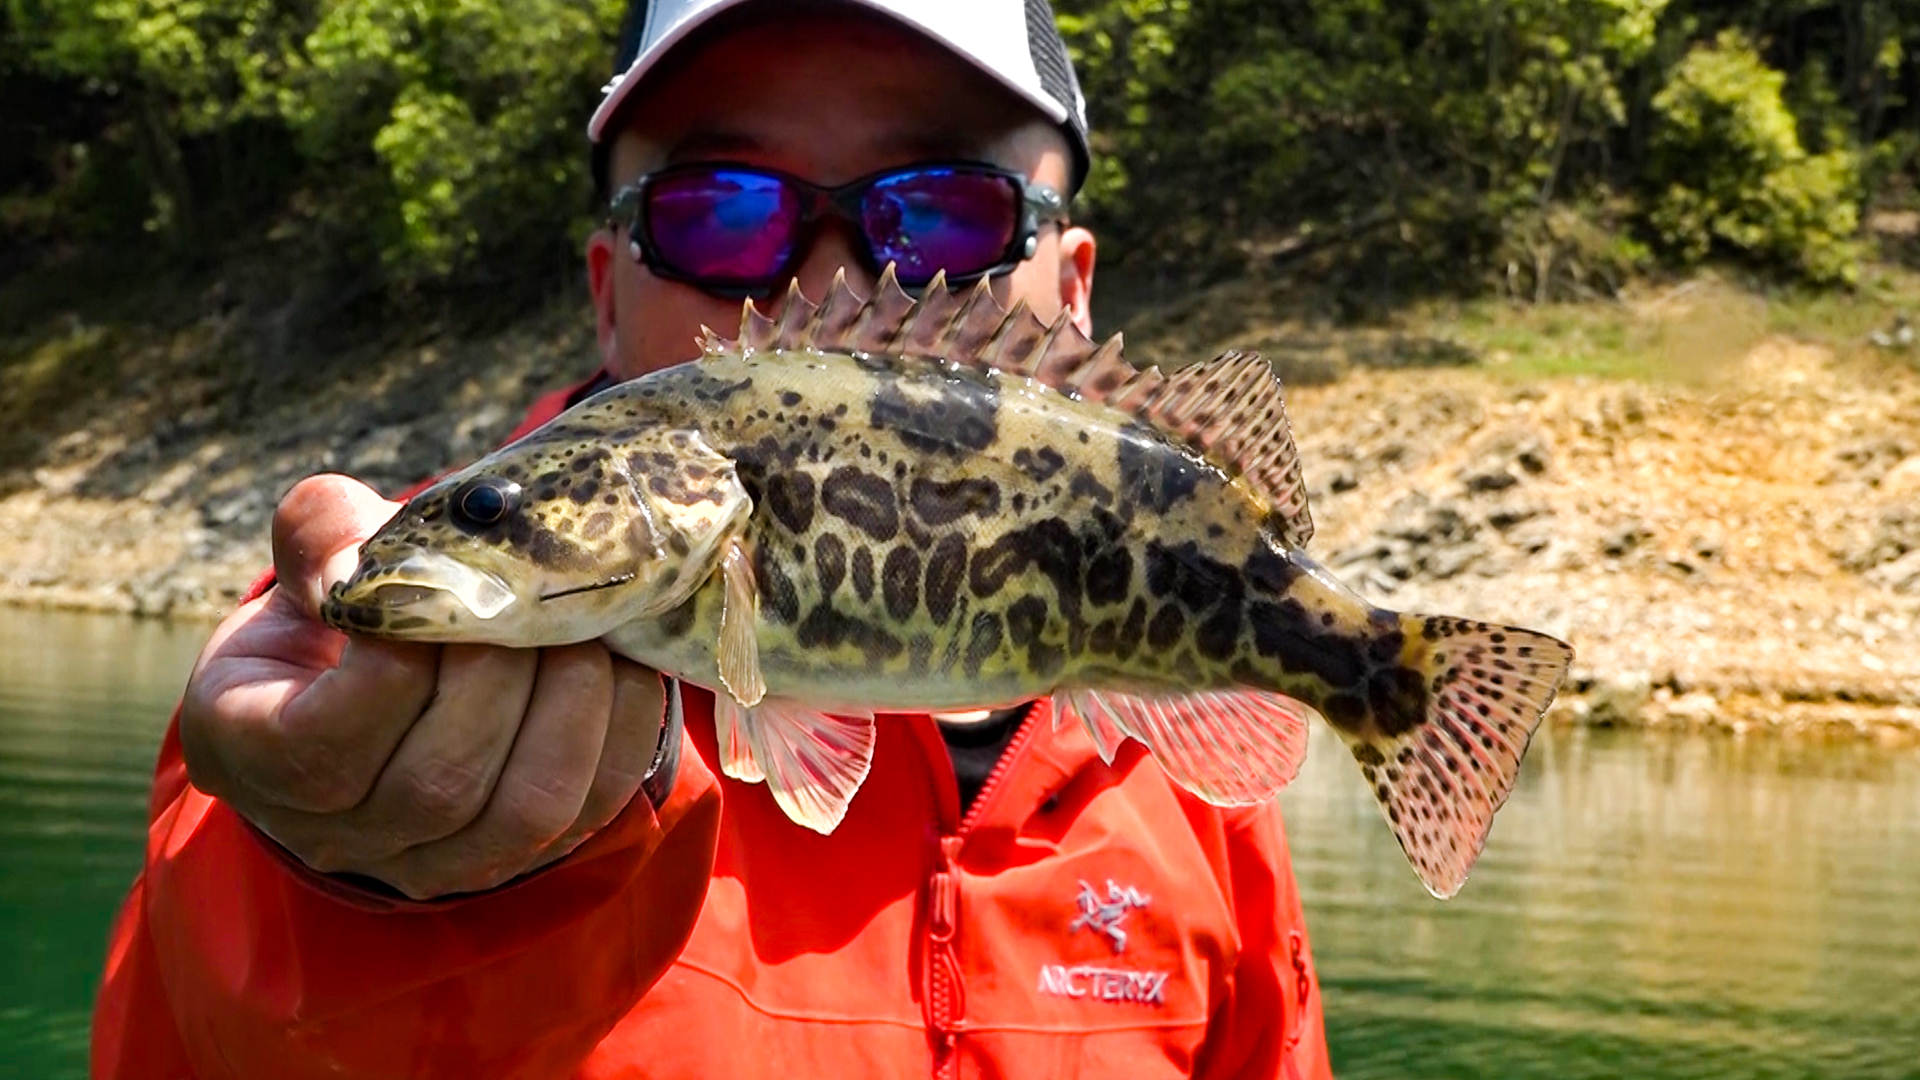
[321,419,749,646]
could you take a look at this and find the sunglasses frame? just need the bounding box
[607,160,1069,297]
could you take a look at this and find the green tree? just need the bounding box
[289,0,624,283]
[5,0,313,240]
[1648,29,1863,282]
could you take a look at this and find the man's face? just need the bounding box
[586,10,1097,382]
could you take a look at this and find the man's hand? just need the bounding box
[179,475,665,900]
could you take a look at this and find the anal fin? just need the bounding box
[716,696,877,834]
[1053,690,1126,764]
[1062,688,1314,803]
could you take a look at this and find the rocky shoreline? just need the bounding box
[3,295,1917,741]
[1285,339,1920,742]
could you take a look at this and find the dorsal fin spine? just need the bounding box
[715,262,1314,546]
[979,300,1034,371]
[1015,312,1070,379]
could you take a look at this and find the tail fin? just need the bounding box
[1348,616,1573,899]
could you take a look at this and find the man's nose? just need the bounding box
[787,218,875,304]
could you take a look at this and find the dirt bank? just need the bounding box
[3,280,1917,740]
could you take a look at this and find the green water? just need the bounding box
[1280,718,1920,1079]
[2,607,1917,1078]
[0,609,205,1077]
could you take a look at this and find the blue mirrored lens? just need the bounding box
[862,169,1019,284]
[647,170,799,283]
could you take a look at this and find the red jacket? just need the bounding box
[91,381,1334,1080]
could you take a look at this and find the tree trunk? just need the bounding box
[130,79,196,244]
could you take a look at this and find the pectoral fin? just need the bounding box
[716,540,764,707]
[710,695,877,834]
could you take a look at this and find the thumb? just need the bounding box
[271,474,404,619]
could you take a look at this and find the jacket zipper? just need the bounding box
[926,703,1044,1080]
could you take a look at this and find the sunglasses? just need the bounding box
[607,161,1069,296]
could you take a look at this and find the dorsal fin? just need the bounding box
[713,264,1314,547]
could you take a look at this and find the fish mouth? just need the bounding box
[539,572,636,603]
[330,553,518,622]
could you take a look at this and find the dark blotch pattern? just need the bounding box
[851,546,875,602]
[882,545,920,621]
[1084,548,1133,606]
[869,370,998,457]
[1013,446,1066,482]
[819,467,899,541]
[765,472,816,534]
[797,605,903,664]
[1004,595,1064,678]
[657,597,698,639]
[963,611,1004,677]
[1147,604,1186,651]
[968,518,1084,621]
[682,371,754,405]
[1324,693,1367,726]
[1068,469,1115,508]
[909,476,1001,527]
[1115,421,1211,514]
[756,544,800,624]
[1245,548,1299,595]
[923,535,967,625]
[1248,598,1366,687]
[1195,605,1243,661]
[814,533,846,596]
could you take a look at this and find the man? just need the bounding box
[92,2,1334,1077]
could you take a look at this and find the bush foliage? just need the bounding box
[3,0,1917,299]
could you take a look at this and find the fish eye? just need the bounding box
[451,477,520,530]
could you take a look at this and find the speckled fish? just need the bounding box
[322,267,1574,897]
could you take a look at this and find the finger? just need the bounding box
[238,637,441,813]
[181,589,440,814]
[272,474,403,618]
[378,644,613,899]
[339,644,541,857]
[528,658,666,872]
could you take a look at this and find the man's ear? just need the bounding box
[587,228,620,367]
[1058,225,1097,337]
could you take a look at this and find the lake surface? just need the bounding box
[2,607,1917,1079]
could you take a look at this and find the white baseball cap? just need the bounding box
[588,0,1092,191]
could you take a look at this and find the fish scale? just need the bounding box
[322,266,1575,899]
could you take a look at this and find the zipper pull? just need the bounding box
[930,867,958,943]
[930,835,961,938]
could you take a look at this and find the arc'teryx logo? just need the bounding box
[1039,878,1168,1007]
[1069,879,1150,953]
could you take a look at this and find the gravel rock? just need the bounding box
[1601,519,1653,557]
[1868,550,1920,594]
[1569,673,1653,726]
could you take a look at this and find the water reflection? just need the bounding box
[1,606,1916,1079]
[0,609,201,1078]
[1281,728,1920,1079]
